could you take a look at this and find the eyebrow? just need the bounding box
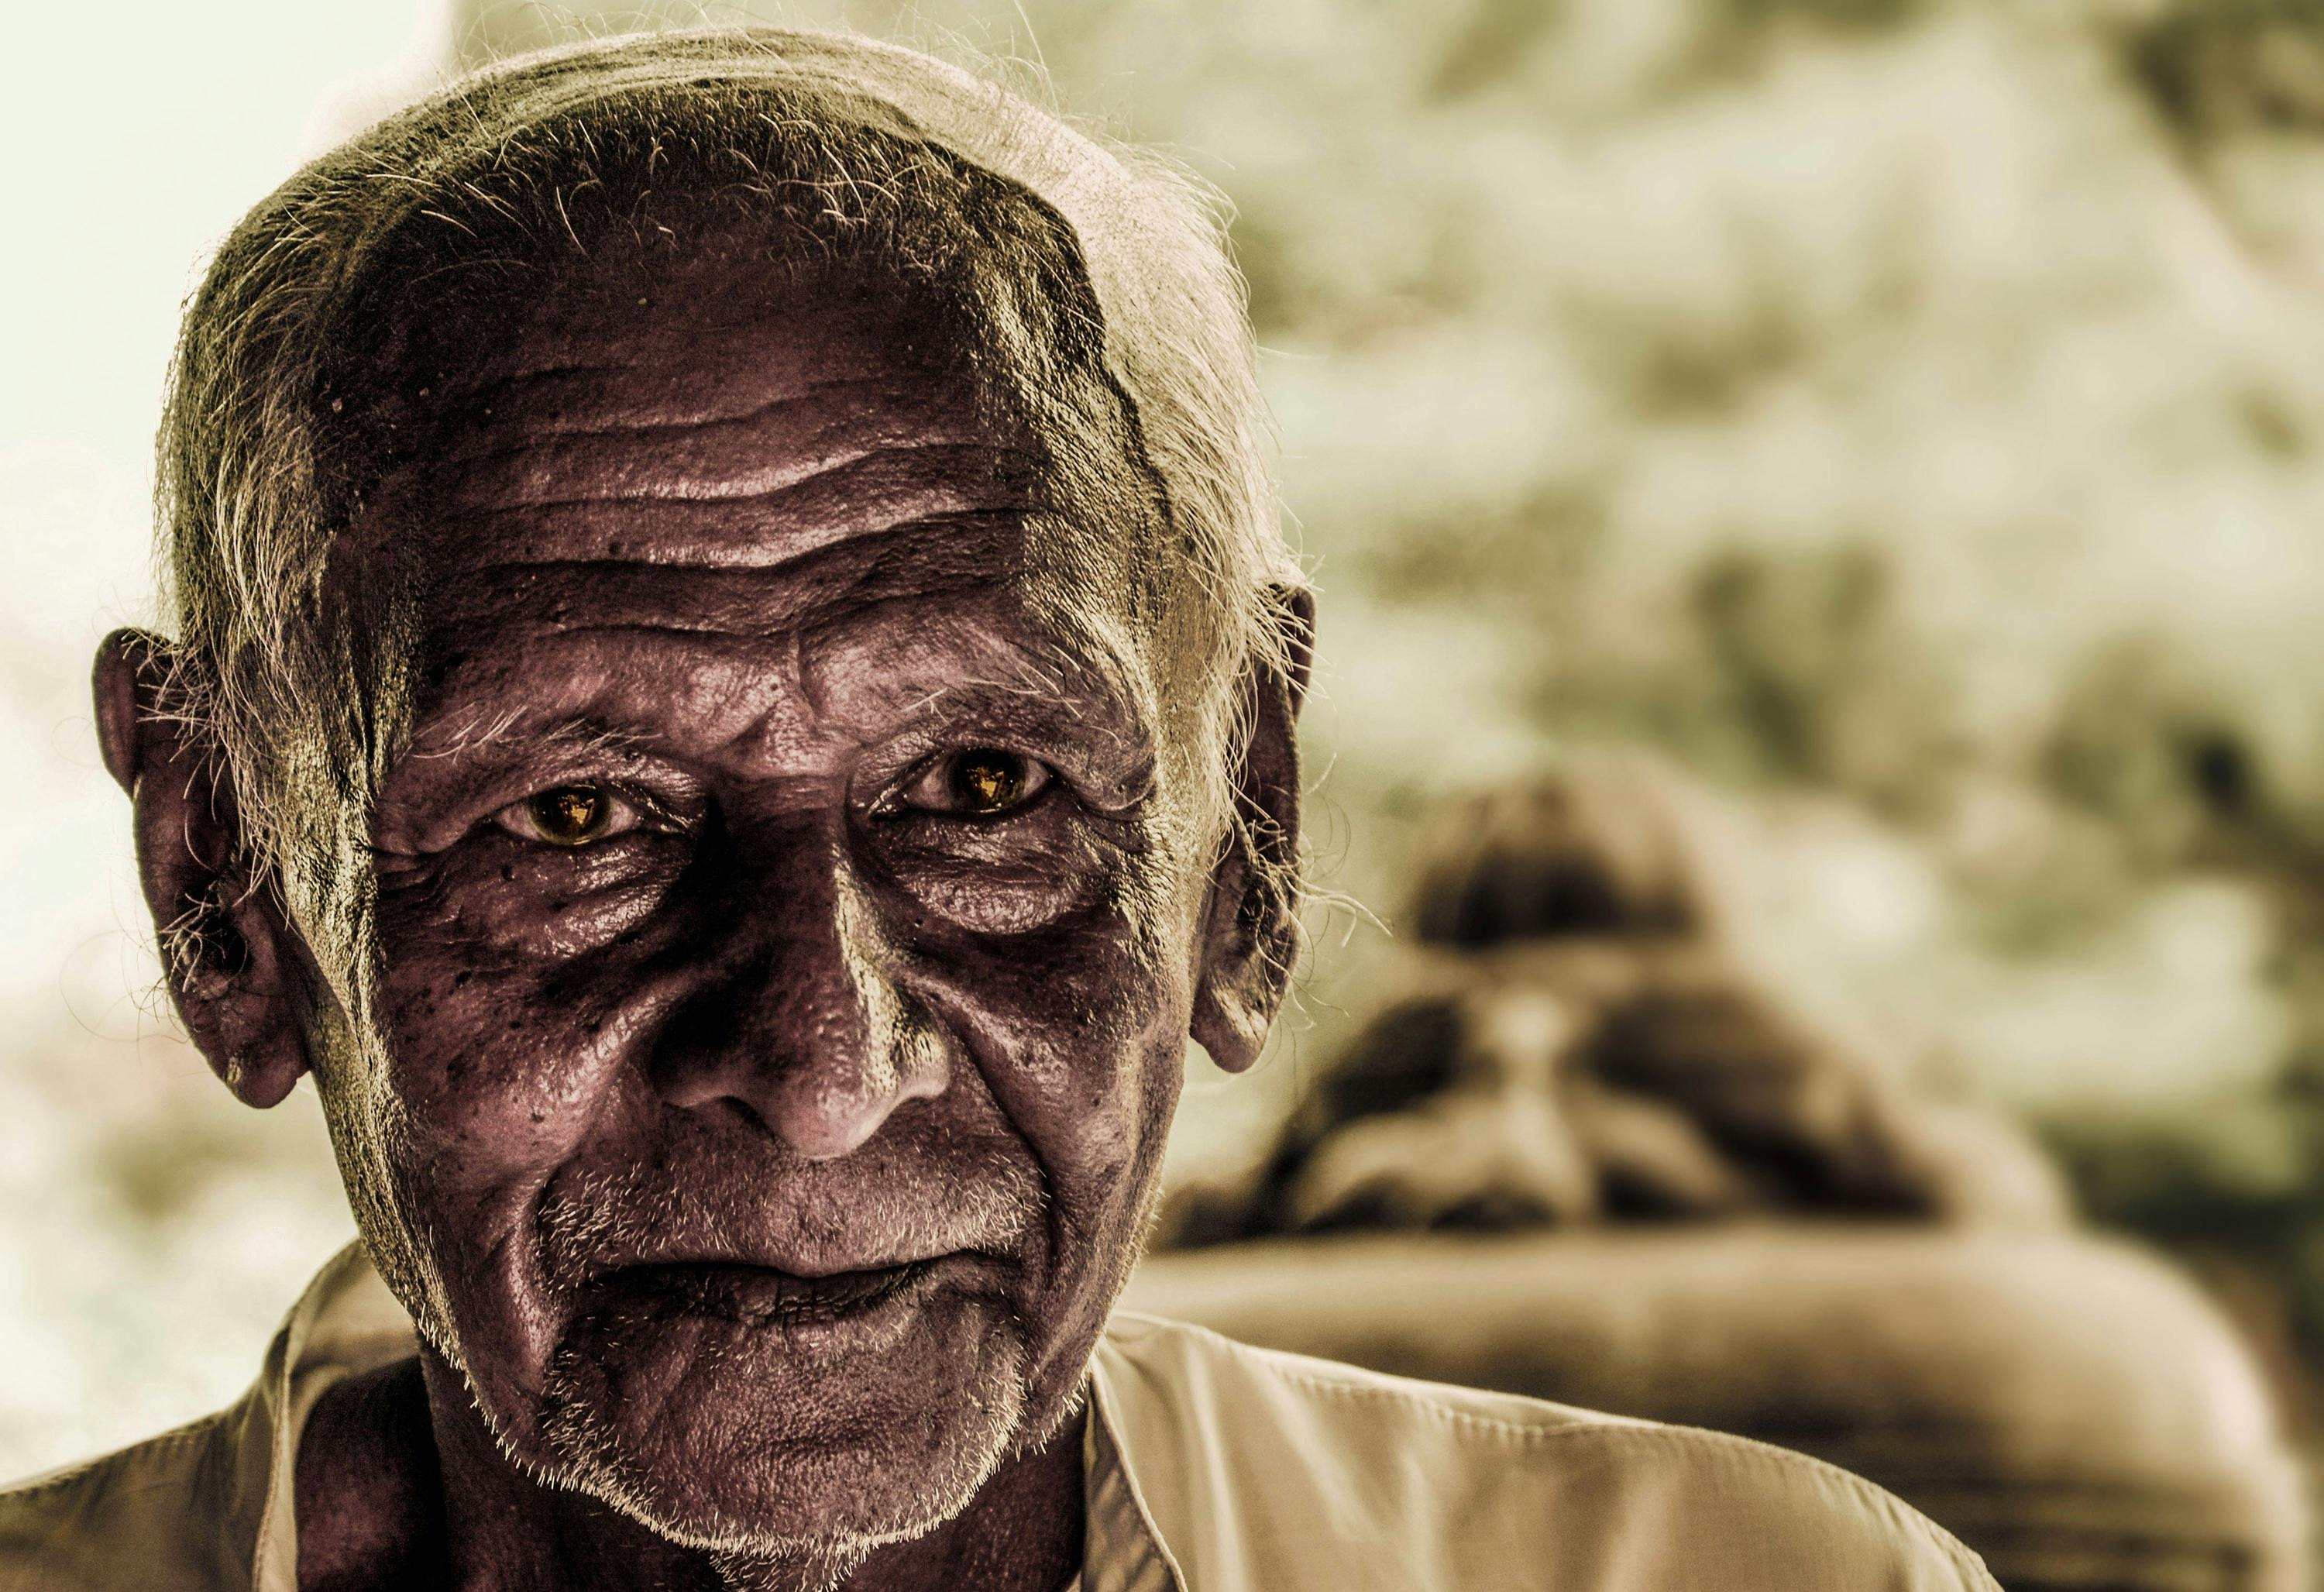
[401,634,1151,793]
[403,709,651,767]
[401,619,1145,765]
[888,649,1104,727]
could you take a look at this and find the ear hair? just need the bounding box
[98,626,315,1109]
[1226,787,1300,958]
[158,876,253,995]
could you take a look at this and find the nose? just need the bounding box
[650,848,949,1160]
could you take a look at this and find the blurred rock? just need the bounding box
[1166,758,2071,1246]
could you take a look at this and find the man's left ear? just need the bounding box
[1191,585,1315,1075]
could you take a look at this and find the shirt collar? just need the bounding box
[242,1241,1184,1592]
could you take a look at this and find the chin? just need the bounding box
[528,1274,1044,1557]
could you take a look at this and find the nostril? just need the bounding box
[708,1092,773,1139]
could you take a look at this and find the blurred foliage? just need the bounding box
[974,0,2324,1412]
[2129,0,2324,141]
[1537,542,1968,817]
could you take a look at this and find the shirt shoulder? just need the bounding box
[1095,1312,2000,1592]
[0,1403,264,1592]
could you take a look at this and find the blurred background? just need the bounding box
[9,0,2324,1581]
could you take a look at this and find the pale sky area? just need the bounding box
[2,0,452,987]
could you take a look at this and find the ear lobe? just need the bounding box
[1191,587,1315,1075]
[95,629,311,1109]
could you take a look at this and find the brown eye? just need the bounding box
[494,783,638,847]
[952,750,1030,813]
[901,749,1053,817]
[529,786,610,844]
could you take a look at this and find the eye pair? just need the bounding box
[492,748,1053,848]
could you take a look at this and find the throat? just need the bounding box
[830,1404,1088,1592]
[294,1357,449,1592]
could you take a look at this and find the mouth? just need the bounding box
[607,1258,942,1327]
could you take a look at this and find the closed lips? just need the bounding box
[611,1257,940,1324]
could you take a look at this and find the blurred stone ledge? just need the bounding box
[1129,1226,2309,1592]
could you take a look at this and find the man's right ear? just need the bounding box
[93,629,311,1108]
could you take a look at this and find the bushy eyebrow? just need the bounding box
[404,709,651,768]
[892,646,1095,725]
[398,640,1146,782]
[826,617,1155,747]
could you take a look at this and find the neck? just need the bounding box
[296,1349,1086,1592]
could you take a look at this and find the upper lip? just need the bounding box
[534,1175,1042,1298]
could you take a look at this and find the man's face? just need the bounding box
[341,263,1213,1554]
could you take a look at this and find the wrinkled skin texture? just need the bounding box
[95,260,1308,1592]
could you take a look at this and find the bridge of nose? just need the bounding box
[649,830,947,1160]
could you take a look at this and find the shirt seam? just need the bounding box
[1109,1315,1631,1445]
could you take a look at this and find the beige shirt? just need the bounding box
[0,1242,1997,1590]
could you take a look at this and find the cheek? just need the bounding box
[367,840,697,1175]
[369,937,646,1197]
[906,862,1202,1219]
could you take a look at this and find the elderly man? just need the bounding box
[2,29,1996,1592]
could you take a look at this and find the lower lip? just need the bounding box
[594,1257,971,1351]
[627,1257,933,1318]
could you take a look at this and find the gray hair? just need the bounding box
[156,26,1298,960]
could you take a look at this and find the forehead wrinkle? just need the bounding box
[415,292,1017,503]
[433,366,952,456]
[437,432,1002,516]
[424,514,1022,642]
[437,383,990,474]
[440,462,1040,572]
[366,253,1186,813]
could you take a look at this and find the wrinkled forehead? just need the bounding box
[339,242,1176,739]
